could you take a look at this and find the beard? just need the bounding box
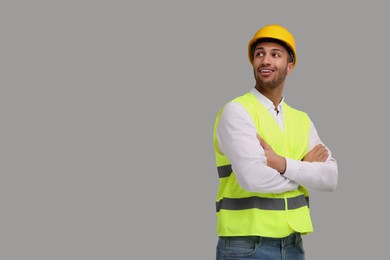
[254,64,288,89]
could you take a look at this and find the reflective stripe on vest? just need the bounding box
[216,195,309,212]
[217,164,232,178]
[216,164,310,211]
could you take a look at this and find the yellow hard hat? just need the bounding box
[248,24,296,66]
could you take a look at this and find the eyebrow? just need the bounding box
[254,47,284,52]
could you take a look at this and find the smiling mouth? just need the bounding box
[258,68,274,76]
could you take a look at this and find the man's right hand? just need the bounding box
[303,144,329,162]
[256,134,286,174]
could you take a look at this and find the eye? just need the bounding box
[255,51,264,57]
[272,52,281,58]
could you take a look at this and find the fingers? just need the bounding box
[321,148,329,162]
[256,134,272,150]
[304,144,329,162]
[311,144,323,153]
[256,133,265,146]
[260,138,270,149]
[256,133,261,143]
[315,144,329,162]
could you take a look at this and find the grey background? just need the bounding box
[1,1,389,259]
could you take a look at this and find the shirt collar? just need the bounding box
[250,88,284,113]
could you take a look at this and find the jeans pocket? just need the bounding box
[223,237,257,259]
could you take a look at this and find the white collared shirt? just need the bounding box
[216,88,338,193]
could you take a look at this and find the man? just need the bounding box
[213,24,338,260]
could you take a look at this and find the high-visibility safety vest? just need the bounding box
[213,92,313,238]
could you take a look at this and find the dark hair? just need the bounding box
[251,38,295,64]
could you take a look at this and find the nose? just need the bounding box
[261,53,272,65]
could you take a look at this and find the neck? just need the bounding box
[255,85,284,108]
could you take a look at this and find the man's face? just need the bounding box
[252,41,294,89]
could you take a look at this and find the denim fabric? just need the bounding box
[216,233,305,260]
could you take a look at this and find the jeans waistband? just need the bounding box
[220,232,301,247]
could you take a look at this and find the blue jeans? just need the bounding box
[216,232,305,260]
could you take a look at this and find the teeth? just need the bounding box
[260,70,272,73]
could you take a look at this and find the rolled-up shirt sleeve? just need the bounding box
[216,101,299,194]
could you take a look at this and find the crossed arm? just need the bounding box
[256,133,329,174]
[256,133,338,192]
[217,102,338,193]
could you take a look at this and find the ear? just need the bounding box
[286,62,294,76]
